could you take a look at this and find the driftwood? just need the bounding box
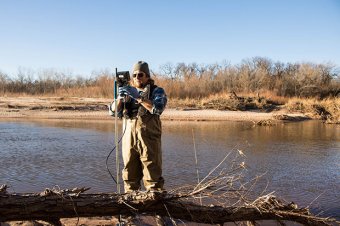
[1,151,338,225]
[0,185,337,226]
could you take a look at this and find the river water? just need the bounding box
[0,119,339,219]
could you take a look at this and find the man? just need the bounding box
[111,61,167,193]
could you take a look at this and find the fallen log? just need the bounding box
[0,186,337,226]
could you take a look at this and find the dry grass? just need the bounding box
[168,92,282,112]
[285,97,340,124]
[54,86,112,98]
[1,86,113,98]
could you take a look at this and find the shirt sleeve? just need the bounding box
[151,87,167,115]
[110,100,124,118]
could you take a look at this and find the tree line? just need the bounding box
[1,57,339,98]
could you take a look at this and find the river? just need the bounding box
[0,119,339,219]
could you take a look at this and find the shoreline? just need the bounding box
[0,96,307,122]
[0,108,309,123]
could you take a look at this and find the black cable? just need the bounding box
[105,96,148,185]
[105,102,127,185]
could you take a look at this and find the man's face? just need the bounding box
[132,70,149,88]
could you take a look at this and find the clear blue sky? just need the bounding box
[0,0,339,77]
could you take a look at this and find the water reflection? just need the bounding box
[0,119,339,219]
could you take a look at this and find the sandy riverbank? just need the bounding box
[0,96,307,122]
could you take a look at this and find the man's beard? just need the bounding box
[135,80,147,89]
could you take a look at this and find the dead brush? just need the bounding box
[286,97,340,123]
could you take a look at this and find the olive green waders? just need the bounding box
[122,114,164,192]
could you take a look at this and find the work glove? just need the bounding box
[119,86,140,100]
[118,87,127,99]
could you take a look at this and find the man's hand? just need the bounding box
[119,86,140,99]
[108,102,114,116]
[118,87,127,99]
